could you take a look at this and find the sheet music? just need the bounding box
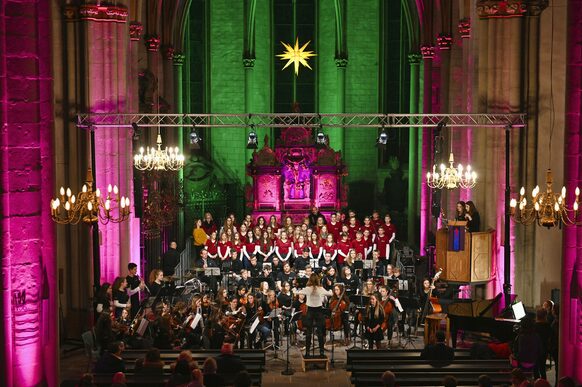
[191,313,202,330]
[137,319,149,336]
[250,317,260,334]
[394,298,404,313]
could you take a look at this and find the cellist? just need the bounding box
[378,285,395,341]
[328,284,350,346]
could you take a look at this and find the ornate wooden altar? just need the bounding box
[246,128,347,223]
[435,221,494,283]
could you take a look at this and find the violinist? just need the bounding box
[237,286,248,306]
[181,295,204,349]
[258,264,275,290]
[323,267,337,290]
[257,281,270,303]
[224,297,246,346]
[216,287,229,311]
[329,284,350,346]
[297,273,333,358]
[278,282,293,335]
[245,293,270,349]
[292,292,308,337]
[261,290,281,349]
[112,276,130,319]
[364,293,385,349]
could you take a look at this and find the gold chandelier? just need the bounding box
[133,131,185,171]
[426,152,477,189]
[50,167,131,225]
[509,169,580,228]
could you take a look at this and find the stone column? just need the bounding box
[174,52,186,250]
[244,57,256,168]
[335,57,348,151]
[562,0,582,380]
[420,45,435,253]
[0,1,57,385]
[82,5,133,282]
[407,53,421,246]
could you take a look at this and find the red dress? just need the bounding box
[205,238,218,257]
[309,241,321,258]
[217,241,232,260]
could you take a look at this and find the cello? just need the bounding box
[326,284,348,331]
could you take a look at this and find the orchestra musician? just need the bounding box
[261,290,281,349]
[342,266,360,293]
[148,269,164,301]
[379,285,396,340]
[94,283,112,319]
[364,293,385,349]
[181,295,205,349]
[243,293,270,348]
[195,249,218,293]
[126,263,145,319]
[362,279,376,297]
[278,281,293,335]
[328,284,351,346]
[297,273,333,358]
[223,297,246,347]
[238,269,253,292]
[294,248,310,271]
[112,276,130,319]
[323,267,337,290]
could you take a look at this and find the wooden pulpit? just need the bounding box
[436,222,493,283]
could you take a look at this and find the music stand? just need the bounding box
[281,309,304,375]
[398,296,420,348]
[309,259,320,269]
[349,294,369,349]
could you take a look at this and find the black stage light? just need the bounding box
[247,125,258,149]
[190,125,201,150]
[377,127,388,149]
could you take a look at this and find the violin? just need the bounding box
[380,297,394,331]
[239,294,248,306]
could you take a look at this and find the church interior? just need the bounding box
[1,0,582,386]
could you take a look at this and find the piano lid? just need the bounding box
[448,293,515,318]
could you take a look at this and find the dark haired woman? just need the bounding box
[455,201,467,221]
[112,276,130,319]
[465,201,481,232]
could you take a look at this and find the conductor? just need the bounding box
[297,273,333,358]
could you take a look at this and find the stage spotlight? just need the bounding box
[131,122,140,141]
[190,125,201,150]
[377,127,388,149]
[315,125,327,148]
[247,125,258,149]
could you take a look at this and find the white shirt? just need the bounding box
[297,286,333,308]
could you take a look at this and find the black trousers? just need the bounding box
[305,306,325,354]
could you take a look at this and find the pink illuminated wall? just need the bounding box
[561,0,582,380]
[0,1,57,386]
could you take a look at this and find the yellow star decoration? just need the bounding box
[277,38,316,76]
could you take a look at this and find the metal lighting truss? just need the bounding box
[77,113,526,129]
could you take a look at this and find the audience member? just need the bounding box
[94,341,125,374]
[166,359,193,387]
[77,373,96,387]
[557,376,576,387]
[533,379,551,387]
[233,370,253,387]
[215,341,246,384]
[188,369,204,387]
[203,357,225,387]
[381,370,396,387]
[110,372,127,387]
[511,368,533,387]
[421,330,455,366]
[442,375,458,387]
[478,374,493,387]
[140,348,164,374]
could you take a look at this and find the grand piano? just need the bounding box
[447,292,519,347]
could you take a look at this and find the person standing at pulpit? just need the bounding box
[465,201,481,233]
[455,201,467,221]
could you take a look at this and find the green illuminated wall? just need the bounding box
[184,0,414,225]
